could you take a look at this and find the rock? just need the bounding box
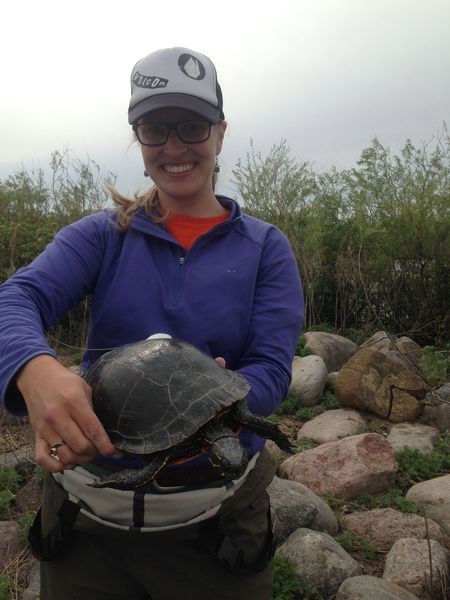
[0,447,35,470]
[304,332,358,372]
[297,408,367,444]
[406,474,450,536]
[289,355,328,406]
[339,508,450,551]
[335,347,427,422]
[383,538,450,599]
[425,383,450,405]
[279,433,397,499]
[386,423,440,455]
[22,561,40,600]
[435,403,450,432]
[267,476,338,542]
[277,528,361,597]
[360,331,423,369]
[337,575,421,599]
[0,520,21,571]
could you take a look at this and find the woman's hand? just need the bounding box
[16,355,118,472]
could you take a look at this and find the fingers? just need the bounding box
[215,356,226,368]
[18,356,118,468]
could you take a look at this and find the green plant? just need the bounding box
[322,489,419,514]
[296,334,315,358]
[419,346,449,387]
[0,489,15,520]
[335,531,377,560]
[294,438,318,453]
[0,575,11,600]
[295,393,339,421]
[272,554,301,600]
[18,513,34,544]
[276,394,300,416]
[0,467,19,493]
[396,434,450,491]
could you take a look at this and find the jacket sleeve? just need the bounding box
[235,225,304,416]
[0,212,110,415]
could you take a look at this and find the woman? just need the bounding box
[0,47,303,599]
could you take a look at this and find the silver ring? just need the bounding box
[48,441,65,461]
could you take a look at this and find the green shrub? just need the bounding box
[396,434,450,491]
[0,575,11,600]
[335,531,377,560]
[0,467,19,493]
[272,554,300,600]
[419,346,449,387]
[0,490,15,520]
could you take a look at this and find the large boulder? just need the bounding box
[335,347,427,422]
[277,528,361,597]
[289,355,328,406]
[297,408,367,444]
[383,538,450,599]
[267,475,338,540]
[279,433,397,499]
[339,508,450,552]
[303,332,358,372]
[360,331,423,369]
[337,575,421,599]
[386,423,440,456]
[406,474,450,536]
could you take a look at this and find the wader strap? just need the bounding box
[28,499,81,561]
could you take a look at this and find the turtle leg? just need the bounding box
[88,454,169,490]
[232,399,293,453]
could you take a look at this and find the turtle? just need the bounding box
[85,338,292,490]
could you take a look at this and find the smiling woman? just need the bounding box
[0,46,304,600]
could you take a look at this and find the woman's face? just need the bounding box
[138,108,227,211]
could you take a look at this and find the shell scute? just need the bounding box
[85,338,250,454]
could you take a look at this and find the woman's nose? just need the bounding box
[163,129,188,155]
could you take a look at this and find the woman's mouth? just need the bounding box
[162,162,195,174]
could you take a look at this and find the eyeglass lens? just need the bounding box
[135,120,212,146]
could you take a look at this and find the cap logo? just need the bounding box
[132,71,168,89]
[178,54,206,80]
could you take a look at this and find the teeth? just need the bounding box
[163,163,194,174]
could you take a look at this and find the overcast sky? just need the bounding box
[1,0,449,199]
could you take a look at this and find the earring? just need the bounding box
[214,157,220,173]
[144,170,148,177]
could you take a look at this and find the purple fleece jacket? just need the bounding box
[0,196,303,464]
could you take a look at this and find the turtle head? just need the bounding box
[207,432,248,477]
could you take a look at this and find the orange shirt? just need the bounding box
[165,212,230,250]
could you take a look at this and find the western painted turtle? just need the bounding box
[85,338,292,490]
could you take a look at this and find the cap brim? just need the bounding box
[128,93,223,124]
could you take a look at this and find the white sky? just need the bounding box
[1,0,449,199]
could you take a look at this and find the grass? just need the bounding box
[272,555,324,600]
[334,531,378,561]
[395,434,450,492]
[419,345,449,387]
[276,392,340,422]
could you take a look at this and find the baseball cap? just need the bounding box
[128,47,225,125]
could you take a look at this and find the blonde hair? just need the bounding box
[107,171,219,231]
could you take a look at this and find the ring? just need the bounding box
[48,441,65,461]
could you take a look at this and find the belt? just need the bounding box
[87,460,226,488]
[156,466,226,487]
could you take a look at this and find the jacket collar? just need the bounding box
[129,195,242,239]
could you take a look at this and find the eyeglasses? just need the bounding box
[133,119,214,147]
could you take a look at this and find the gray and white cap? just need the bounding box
[128,47,224,125]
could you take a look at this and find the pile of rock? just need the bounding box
[269,330,450,599]
[1,330,449,599]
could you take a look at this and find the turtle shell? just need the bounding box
[85,338,250,455]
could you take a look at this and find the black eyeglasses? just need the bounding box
[133,119,214,147]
